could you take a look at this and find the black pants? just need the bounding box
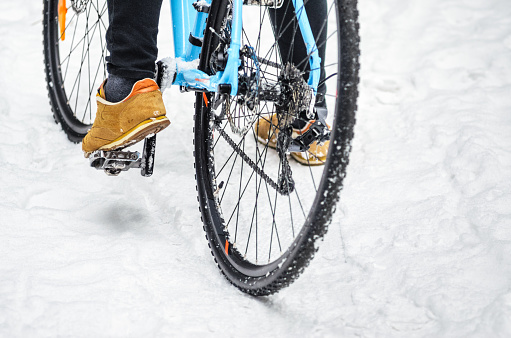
[106,0,164,79]
[106,0,328,94]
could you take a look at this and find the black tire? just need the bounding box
[195,0,359,295]
[43,0,109,142]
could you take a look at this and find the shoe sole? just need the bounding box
[290,152,327,166]
[84,116,170,158]
[256,135,277,149]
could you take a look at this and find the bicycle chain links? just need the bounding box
[207,0,317,195]
[212,57,315,196]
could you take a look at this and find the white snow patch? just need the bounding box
[0,0,510,336]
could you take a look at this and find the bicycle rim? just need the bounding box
[195,0,359,295]
[43,0,108,141]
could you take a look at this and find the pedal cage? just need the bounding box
[89,135,157,177]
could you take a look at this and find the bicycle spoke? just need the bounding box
[59,9,107,66]
[62,12,80,82]
[190,0,356,278]
[56,1,108,125]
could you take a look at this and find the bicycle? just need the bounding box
[42,0,359,296]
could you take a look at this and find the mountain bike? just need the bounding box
[42,0,359,296]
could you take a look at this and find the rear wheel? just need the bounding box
[43,0,108,142]
[195,0,359,295]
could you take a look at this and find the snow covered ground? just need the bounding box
[1,0,511,336]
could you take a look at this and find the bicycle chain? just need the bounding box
[214,120,293,195]
[212,44,298,195]
[213,59,310,196]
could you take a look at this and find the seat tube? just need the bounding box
[186,6,210,60]
[170,0,197,59]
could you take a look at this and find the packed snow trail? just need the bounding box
[1,0,510,336]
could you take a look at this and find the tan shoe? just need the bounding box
[254,114,279,148]
[254,114,330,166]
[82,78,170,158]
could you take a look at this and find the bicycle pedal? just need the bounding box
[89,135,157,177]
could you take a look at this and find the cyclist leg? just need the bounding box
[82,0,170,157]
[105,0,163,101]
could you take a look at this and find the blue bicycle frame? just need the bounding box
[168,0,321,96]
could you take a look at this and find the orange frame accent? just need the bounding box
[202,92,209,107]
[58,0,67,41]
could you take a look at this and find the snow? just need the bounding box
[1,0,511,336]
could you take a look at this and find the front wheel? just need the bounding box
[194,0,360,295]
[43,0,109,142]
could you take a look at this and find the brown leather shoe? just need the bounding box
[254,114,330,166]
[254,114,279,148]
[82,78,170,158]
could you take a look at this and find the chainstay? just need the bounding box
[257,56,281,70]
